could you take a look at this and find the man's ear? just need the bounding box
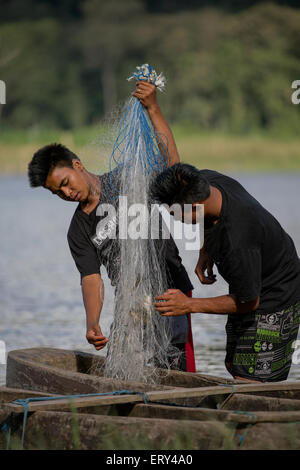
[72,159,83,170]
[192,201,205,221]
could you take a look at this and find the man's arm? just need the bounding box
[132,81,180,167]
[81,273,109,351]
[195,245,217,285]
[155,289,260,316]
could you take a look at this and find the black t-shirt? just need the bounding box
[67,170,193,344]
[67,170,192,292]
[201,169,300,313]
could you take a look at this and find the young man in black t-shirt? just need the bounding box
[152,163,300,382]
[27,82,196,372]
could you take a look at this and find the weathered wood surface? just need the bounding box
[130,403,300,423]
[6,347,235,396]
[4,381,300,414]
[0,386,56,403]
[244,388,300,400]
[238,422,300,450]
[0,410,238,450]
[220,392,300,411]
[2,384,300,450]
[148,381,300,401]
[155,368,235,388]
[1,408,300,450]
[6,348,175,395]
[3,347,300,450]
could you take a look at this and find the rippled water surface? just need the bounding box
[1,173,300,385]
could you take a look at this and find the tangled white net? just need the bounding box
[100,66,181,383]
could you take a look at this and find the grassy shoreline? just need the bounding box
[1,127,300,174]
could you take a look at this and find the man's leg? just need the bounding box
[168,291,196,372]
[185,290,196,373]
[225,315,238,378]
[230,303,300,382]
[169,291,196,373]
[170,343,187,371]
[225,316,263,382]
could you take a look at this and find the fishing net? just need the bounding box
[101,64,180,383]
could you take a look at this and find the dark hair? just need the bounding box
[28,143,80,187]
[150,163,210,206]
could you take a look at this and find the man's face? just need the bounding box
[44,160,90,202]
[169,203,203,224]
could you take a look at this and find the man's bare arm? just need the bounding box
[155,289,260,316]
[195,246,217,285]
[81,273,109,351]
[132,81,180,167]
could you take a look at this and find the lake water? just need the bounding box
[0,172,300,385]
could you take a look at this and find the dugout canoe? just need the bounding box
[1,384,300,450]
[0,400,243,450]
[6,347,236,396]
[3,347,300,450]
[3,406,300,450]
[6,347,300,404]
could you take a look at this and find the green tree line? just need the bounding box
[0,1,300,134]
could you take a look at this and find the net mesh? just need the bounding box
[100,66,180,383]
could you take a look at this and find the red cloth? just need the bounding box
[185,290,196,373]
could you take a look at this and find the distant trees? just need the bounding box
[79,0,145,117]
[0,1,299,133]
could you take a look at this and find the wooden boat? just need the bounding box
[1,347,300,450]
[6,347,235,395]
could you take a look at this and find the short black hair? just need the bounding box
[28,143,80,187]
[150,163,210,206]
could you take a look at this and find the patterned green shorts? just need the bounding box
[225,301,300,381]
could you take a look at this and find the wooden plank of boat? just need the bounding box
[1,408,300,450]
[6,347,179,395]
[147,381,300,401]
[0,386,57,403]
[236,421,300,450]
[196,386,300,410]
[4,393,150,413]
[0,387,60,437]
[5,399,300,424]
[0,410,239,450]
[242,387,300,400]
[6,347,235,396]
[130,403,300,423]
[3,387,299,423]
[154,367,236,388]
[5,381,300,414]
[219,392,300,411]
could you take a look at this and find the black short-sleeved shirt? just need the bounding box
[67,169,193,344]
[200,169,300,313]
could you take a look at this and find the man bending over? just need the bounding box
[152,163,300,382]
